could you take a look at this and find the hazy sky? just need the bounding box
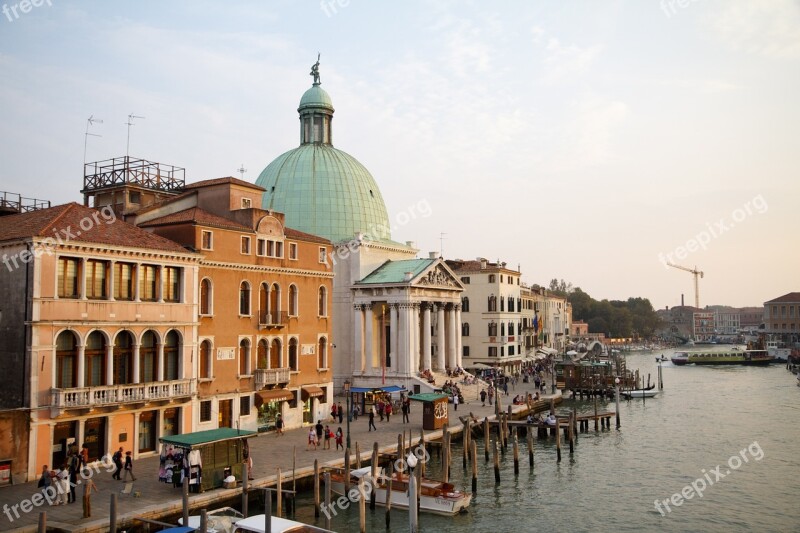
[1,1,798,309]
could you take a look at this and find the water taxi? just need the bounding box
[327,466,471,516]
[670,349,773,366]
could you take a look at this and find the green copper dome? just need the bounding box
[256,75,391,244]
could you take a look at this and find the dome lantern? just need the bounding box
[299,55,334,145]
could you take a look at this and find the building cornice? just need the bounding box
[201,260,334,279]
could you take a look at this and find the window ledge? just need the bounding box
[238,374,253,379]
[317,368,329,372]
[198,378,213,383]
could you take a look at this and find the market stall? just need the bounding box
[408,393,449,430]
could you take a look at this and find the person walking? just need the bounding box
[307,427,318,451]
[385,401,392,422]
[112,447,123,480]
[331,404,338,422]
[68,455,79,504]
[121,451,136,482]
[323,425,332,449]
[401,400,409,423]
[368,406,377,432]
[315,420,324,446]
[480,388,487,406]
[56,465,69,505]
[335,427,344,450]
[275,414,284,436]
[487,386,494,406]
[337,402,344,424]
[82,469,98,518]
[453,393,459,411]
[37,464,51,502]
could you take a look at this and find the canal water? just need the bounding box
[264,350,799,533]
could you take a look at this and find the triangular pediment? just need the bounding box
[414,262,463,290]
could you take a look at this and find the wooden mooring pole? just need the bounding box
[556,417,562,463]
[199,509,208,533]
[385,463,393,529]
[568,412,575,455]
[483,417,490,462]
[314,459,320,517]
[344,448,351,496]
[493,439,501,484]
[323,472,332,531]
[512,434,520,476]
[276,468,283,518]
[181,478,189,528]
[471,439,478,493]
[110,493,118,533]
[355,442,361,469]
[443,429,451,483]
[37,512,45,533]
[358,476,367,533]
[527,427,534,470]
[370,442,379,510]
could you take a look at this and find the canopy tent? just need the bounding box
[160,428,257,448]
[464,362,493,370]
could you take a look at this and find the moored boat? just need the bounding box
[670,349,773,366]
[232,514,335,533]
[622,389,659,398]
[179,506,243,533]
[327,466,471,516]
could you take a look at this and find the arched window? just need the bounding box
[113,331,134,385]
[501,322,506,336]
[270,338,282,369]
[289,338,298,371]
[462,323,470,336]
[289,284,298,316]
[270,283,281,317]
[84,331,106,386]
[239,281,251,316]
[164,331,180,381]
[140,330,157,383]
[488,294,497,312]
[239,338,251,376]
[259,282,270,324]
[318,286,327,317]
[488,322,498,337]
[55,331,78,388]
[199,340,212,379]
[462,297,470,312]
[318,337,327,369]
[200,278,212,315]
[257,339,268,370]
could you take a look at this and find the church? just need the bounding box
[256,60,465,393]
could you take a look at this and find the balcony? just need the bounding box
[258,311,289,330]
[254,368,291,389]
[50,379,195,412]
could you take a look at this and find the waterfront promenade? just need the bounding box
[2,377,558,532]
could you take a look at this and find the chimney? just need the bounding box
[480,259,487,269]
[681,294,685,307]
[429,251,438,259]
[404,271,414,282]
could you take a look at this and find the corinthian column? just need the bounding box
[364,303,373,374]
[436,304,446,371]
[447,304,457,370]
[423,303,432,371]
[353,304,363,374]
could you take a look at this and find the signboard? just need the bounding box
[217,348,235,360]
[301,344,316,355]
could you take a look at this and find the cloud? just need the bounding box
[709,0,800,58]
[531,26,602,84]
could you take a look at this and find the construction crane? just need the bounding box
[667,263,704,308]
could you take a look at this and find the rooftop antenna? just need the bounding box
[83,115,103,166]
[125,113,145,160]
[439,232,447,259]
[237,164,247,180]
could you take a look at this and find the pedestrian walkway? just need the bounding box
[2,373,557,532]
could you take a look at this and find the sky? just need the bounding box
[1,0,798,310]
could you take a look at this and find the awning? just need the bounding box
[349,385,407,394]
[302,385,324,400]
[254,389,294,407]
[408,393,449,402]
[537,347,558,356]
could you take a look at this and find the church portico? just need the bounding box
[349,259,464,391]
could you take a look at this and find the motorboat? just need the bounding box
[232,514,335,533]
[670,349,772,366]
[179,507,244,533]
[621,389,659,398]
[327,466,471,516]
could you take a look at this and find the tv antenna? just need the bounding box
[83,115,103,166]
[237,164,247,180]
[439,232,447,259]
[125,113,145,159]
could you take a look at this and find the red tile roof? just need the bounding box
[764,292,800,304]
[182,177,265,191]
[285,227,331,245]
[138,207,253,232]
[0,203,191,254]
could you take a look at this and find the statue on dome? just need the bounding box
[310,53,321,85]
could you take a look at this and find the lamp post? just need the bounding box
[344,379,352,450]
[614,377,621,429]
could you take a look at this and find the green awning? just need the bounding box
[159,428,257,448]
[408,393,449,402]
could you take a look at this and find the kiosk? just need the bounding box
[408,393,449,430]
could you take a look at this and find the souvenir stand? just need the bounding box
[158,428,257,492]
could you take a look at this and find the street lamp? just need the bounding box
[344,379,352,450]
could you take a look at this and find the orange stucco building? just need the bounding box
[136,178,334,432]
[0,202,200,482]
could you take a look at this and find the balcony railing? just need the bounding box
[51,379,195,409]
[258,311,289,329]
[254,368,291,389]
